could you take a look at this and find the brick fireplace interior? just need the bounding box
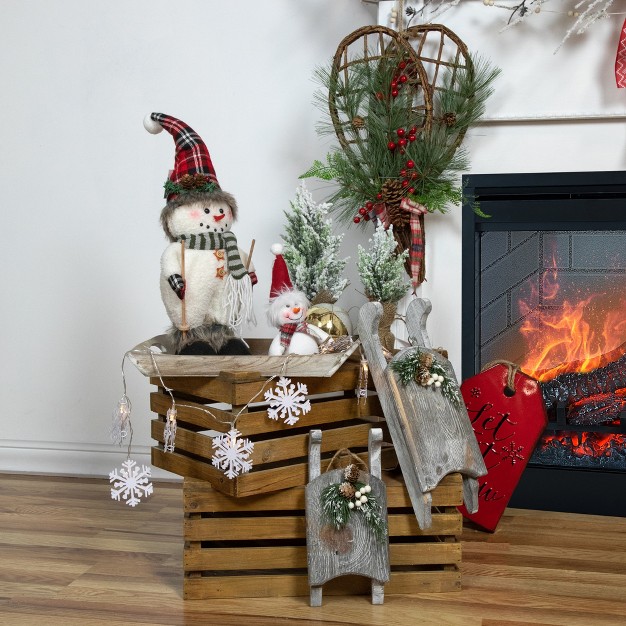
[461,171,626,517]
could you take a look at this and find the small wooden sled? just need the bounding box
[358,299,487,530]
[305,428,390,606]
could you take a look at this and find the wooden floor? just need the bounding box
[1,475,625,626]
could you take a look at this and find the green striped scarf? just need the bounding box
[179,232,248,280]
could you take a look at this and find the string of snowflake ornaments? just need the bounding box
[108,351,316,505]
[108,353,154,507]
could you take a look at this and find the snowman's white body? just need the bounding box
[266,289,329,356]
[161,244,250,329]
[160,199,253,331]
[268,325,327,356]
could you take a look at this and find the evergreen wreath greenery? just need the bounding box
[302,46,500,224]
[357,223,409,303]
[390,348,462,407]
[281,182,349,303]
[163,177,218,198]
[320,464,387,543]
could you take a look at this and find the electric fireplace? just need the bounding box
[462,171,626,517]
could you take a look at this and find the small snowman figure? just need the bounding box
[144,113,256,355]
[267,244,328,356]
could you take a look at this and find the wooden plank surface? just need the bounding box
[181,473,463,511]
[129,335,360,378]
[150,359,367,405]
[153,447,374,497]
[183,570,460,599]
[2,474,626,625]
[150,391,383,436]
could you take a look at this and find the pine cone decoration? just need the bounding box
[338,481,356,500]
[178,174,196,190]
[351,116,365,129]
[192,173,209,187]
[419,353,433,369]
[380,179,407,227]
[343,463,361,484]
[443,112,457,128]
[415,367,431,386]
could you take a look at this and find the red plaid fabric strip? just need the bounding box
[151,113,219,185]
[616,19,626,88]
[399,197,428,290]
[370,202,389,227]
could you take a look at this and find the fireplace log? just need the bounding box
[540,353,626,410]
[567,391,626,426]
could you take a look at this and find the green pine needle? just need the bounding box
[390,349,462,407]
[320,480,387,543]
[302,47,500,225]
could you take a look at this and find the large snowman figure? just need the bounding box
[144,113,256,355]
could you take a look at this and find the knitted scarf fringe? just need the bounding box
[224,274,255,330]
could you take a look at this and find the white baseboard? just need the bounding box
[0,440,181,481]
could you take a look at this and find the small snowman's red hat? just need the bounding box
[269,243,293,300]
[144,112,220,200]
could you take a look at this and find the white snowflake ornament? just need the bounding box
[211,428,254,479]
[264,376,311,426]
[109,459,154,507]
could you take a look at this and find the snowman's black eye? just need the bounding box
[219,208,225,214]
[204,208,210,214]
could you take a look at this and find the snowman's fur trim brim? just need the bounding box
[169,322,235,354]
[160,190,238,242]
[267,289,310,328]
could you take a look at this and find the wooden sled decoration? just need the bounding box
[306,428,390,606]
[358,299,487,530]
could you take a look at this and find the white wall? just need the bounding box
[2,0,625,477]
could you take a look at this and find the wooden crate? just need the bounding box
[182,472,463,599]
[150,360,386,497]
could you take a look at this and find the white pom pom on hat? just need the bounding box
[269,243,292,299]
[143,113,163,134]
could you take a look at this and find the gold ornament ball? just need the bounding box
[306,305,349,338]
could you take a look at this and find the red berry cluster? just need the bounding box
[390,60,409,98]
[387,125,418,153]
[353,201,374,224]
[400,159,418,194]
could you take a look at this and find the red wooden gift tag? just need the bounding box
[459,363,548,532]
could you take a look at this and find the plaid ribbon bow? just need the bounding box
[400,197,428,291]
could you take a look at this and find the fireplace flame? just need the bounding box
[519,264,626,382]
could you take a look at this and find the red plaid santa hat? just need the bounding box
[144,112,220,201]
[269,243,293,299]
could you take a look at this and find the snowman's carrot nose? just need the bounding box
[293,307,301,314]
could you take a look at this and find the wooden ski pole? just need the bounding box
[245,239,256,270]
[180,240,189,339]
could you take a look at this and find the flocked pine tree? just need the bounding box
[357,223,409,305]
[357,223,410,351]
[282,181,349,304]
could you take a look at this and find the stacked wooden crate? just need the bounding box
[183,473,463,599]
[142,347,464,599]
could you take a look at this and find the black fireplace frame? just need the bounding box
[461,170,626,517]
